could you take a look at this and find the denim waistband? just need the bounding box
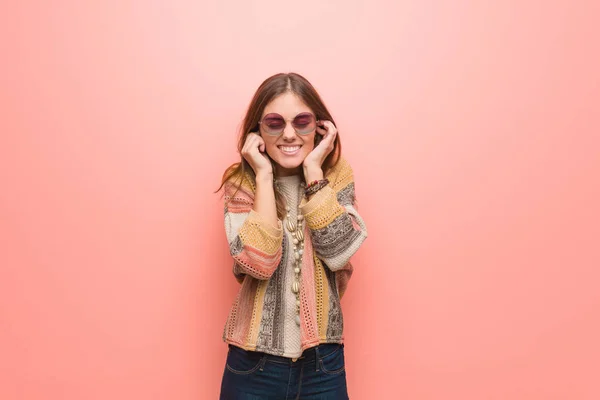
[228,343,343,364]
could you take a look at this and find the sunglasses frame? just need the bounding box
[258,112,319,136]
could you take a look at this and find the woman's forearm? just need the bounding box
[253,172,279,228]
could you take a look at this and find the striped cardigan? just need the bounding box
[221,157,368,355]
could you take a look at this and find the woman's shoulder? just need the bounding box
[223,166,257,197]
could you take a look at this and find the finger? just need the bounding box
[243,134,260,155]
[243,132,256,145]
[245,133,260,149]
[322,121,337,134]
[317,124,336,138]
[258,138,266,153]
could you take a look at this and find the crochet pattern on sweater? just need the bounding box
[222,157,367,358]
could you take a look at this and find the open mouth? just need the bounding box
[278,145,301,155]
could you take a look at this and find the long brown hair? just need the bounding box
[216,72,342,219]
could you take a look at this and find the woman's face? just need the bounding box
[259,92,316,177]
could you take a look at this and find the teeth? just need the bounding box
[280,146,300,152]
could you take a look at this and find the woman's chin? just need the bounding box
[272,158,304,175]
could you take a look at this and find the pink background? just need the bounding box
[1,1,599,399]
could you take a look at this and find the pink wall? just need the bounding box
[1,1,599,399]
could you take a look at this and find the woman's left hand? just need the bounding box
[303,120,337,170]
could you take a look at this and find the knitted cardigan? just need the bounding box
[222,156,368,356]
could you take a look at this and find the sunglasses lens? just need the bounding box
[263,114,285,134]
[292,113,316,135]
[261,113,316,135]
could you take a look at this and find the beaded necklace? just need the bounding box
[275,179,306,326]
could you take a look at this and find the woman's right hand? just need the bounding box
[241,133,273,177]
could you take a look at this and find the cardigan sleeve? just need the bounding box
[223,177,283,280]
[299,157,368,271]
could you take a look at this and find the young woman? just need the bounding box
[217,72,368,400]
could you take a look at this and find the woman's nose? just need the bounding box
[281,124,296,139]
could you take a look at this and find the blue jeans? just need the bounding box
[219,343,349,400]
